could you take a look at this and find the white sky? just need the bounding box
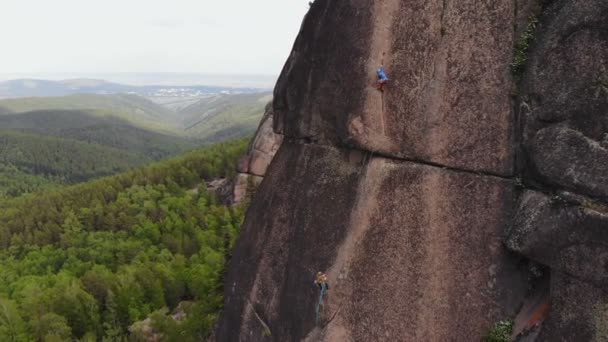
[0,0,309,76]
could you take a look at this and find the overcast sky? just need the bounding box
[0,0,309,76]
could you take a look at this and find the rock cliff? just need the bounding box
[208,103,283,205]
[233,103,284,204]
[216,0,607,341]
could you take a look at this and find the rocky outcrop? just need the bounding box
[231,103,283,204]
[519,0,608,198]
[507,0,608,339]
[216,0,608,340]
[207,178,234,205]
[130,302,191,342]
[208,103,283,205]
[506,190,608,340]
[232,173,263,205]
[528,126,608,198]
[507,191,608,285]
[237,103,284,178]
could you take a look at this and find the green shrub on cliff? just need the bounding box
[483,320,513,342]
[511,15,539,79]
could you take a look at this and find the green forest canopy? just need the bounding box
[0,137,251,341]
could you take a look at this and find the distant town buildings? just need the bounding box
[147,88,245,98]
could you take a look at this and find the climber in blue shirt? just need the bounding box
[376,66,389,92]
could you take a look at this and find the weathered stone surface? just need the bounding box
[321,158,524,341]
[275,0,516,175]
[206,178,234,205]
[232,173,263,205]
[236,103,284,178]
[218,0,608,340]
[510,279,550,341]
[273,0,372,141]
[537,273,608,342]
[506,190,608,287]
[509,2,608,338]
[216,142,364,341]
[506,190,608,338]
[130,302,191,342]
[520,0,608,198]
[529,125,608,199]
[217,142,526,341]
[246,104,283,177]
[236,155,249,174]
[230,103,283,205]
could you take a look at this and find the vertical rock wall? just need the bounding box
[506,1,608,340]
[216,0,608,340]
[232,103,284,204]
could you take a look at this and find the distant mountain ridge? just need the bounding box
[0,110,197,159]
[0,78,267,99]
[0,91,272,140]
[180,92,272,142]
[0,93,173,119]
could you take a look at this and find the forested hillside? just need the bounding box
[0,130,147,181]
[0,92,271,142]
[0,93,175,124]
[0,92,269,199]
[0,138,250,341]
[0,164,58,199]
[0,109,197,199]
[180,92,272,142]
[0,110,197,159]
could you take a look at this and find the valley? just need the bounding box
[0,87,271,199]
[0,76,270,341]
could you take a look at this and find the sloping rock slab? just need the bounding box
[506,190,608,287]
[537,272,608,342]
[520,0,608,198]
[529,125,608,200]
[274,0,517,176]
[216,142,526,341]
[216,142,364,341]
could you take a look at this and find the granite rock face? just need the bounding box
[506,191,608,287]
[216,0,608,340]
[537,273,608,342]
[232,173,263,205]
[528,126,608,199]
[509,1,608,338]
[217,143,525,341]
[520,0,608,198]
[274,0,516,175]
[229,103,283,205]
[206,178,234,205]
[237,103,284,178]
[506,191,608,340]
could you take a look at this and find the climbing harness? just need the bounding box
[315,282,327,324]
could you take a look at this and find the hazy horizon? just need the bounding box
[0,72,278,88]
[0,0,310,77]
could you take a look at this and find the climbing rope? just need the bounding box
[380,84,386,135]
[315,283,327,324]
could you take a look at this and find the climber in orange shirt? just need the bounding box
[314,272,329,291]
